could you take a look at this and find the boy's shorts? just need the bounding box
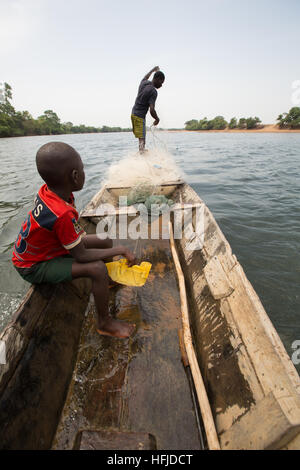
[14,255,74,284]
[131,114,146,139]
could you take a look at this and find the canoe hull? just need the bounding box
[0,277,91,449]
[0,182,299,450]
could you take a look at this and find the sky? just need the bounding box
[1,0,300,128]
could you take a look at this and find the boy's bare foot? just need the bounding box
[97,318,135,338]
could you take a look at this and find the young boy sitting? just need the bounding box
[131,66,165,153]
[12,142,135,338]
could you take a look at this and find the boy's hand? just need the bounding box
[153,66,160,72]
[153,118,160,126]
[123,249,136,267]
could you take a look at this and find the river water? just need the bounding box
[0,131,299,374]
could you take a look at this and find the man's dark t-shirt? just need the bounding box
[132,79,158,119]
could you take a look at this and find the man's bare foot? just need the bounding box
[97,318,135,338]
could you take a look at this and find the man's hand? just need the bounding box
[153,118,160,126]
[123,249,136,267]
[144,66,160,81]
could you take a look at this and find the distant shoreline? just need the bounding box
[167,124,300,133]
[2,124,300,139]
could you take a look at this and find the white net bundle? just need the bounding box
[105,147,183,189]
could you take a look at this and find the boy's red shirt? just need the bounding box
[12,184,85,269]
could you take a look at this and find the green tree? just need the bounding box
[229,117,237,129]
[18,111,36,135]
[2,83,12,102]
[211,115,228,130]
[238,118,247,129]
[197,118,208,130]
[277,113,285,128]
[0,83,18,136]
[184,119,199,130]
[287,107,300,128]
[38,110,62,135]
[277,108,300,128]
[245,116,262,129]
[61,121,74,134]
[0,114,13,137]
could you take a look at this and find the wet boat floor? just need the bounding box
[52,238,201,450]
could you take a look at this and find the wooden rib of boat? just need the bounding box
[0,181,299,450]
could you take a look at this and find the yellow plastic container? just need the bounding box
[105,259,152,287]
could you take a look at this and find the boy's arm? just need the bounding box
[54,211,136,265]
[149,103,159,126]
[69,240,136,266]
[143,66,160,81]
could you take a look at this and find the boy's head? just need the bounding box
[36,142,85,191]
[152,71,165,89]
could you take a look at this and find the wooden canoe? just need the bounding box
[0,181,299,450]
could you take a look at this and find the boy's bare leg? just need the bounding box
[71,259,135,338]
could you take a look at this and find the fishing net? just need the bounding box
[104,127,181,215]
[126,183,157,206]
[105,127,182,189]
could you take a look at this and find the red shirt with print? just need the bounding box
[12,184,85,268]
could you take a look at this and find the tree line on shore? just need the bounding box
[0,83,131,137]
[185,116,262,130]
[185,107,300,131]
[1,82,300,137]
[277,107,300,129]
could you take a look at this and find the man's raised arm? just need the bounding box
[143,66,160,81]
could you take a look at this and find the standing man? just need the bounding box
[131,66,165,153]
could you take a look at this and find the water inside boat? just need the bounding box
[52,234,201,450]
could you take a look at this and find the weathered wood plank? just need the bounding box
[226,263,300,399]
[179,183,237,272]
[175,182,300,448]
[53,238,201,451]
[0,284,53,396]
[281,433,300,450]
[220,392,300,450]
[176,208,263,434]
[0,281,90,450]
[105,181,183,189]
[81,203,202,218]
[74,430,157,450]
[169,222,220,450]
[81,185,108,213]
[0,279,91,399]
[107,183,182,199]
[203,255,234,300]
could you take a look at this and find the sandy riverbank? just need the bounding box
[167,124,300,133]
